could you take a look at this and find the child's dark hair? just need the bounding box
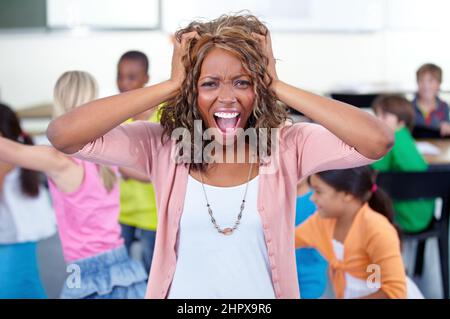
[308,166,395,226]
[118,50,149,74]
[0,103,40,197]
[371,94,415,131]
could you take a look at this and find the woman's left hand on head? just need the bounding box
[252,31,279,90]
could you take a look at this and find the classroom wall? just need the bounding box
[1,0,450,110]
[1,28,450,111]
[0,30,172,109]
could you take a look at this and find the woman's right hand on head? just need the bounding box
[170,31,200,88]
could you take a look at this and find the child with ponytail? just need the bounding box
[295,166,422,299]
[0,103,55,298]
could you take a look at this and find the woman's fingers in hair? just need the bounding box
[179,31,200,46]
[170,31,200,87]
[251,32,274,57]
[251,31,278,87]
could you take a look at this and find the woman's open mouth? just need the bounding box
[213,111,241,135]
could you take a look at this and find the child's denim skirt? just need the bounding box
[60,245,147,299]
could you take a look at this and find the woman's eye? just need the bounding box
[201,81,217,88]
[235,80,251,88]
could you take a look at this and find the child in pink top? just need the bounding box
[47,14,393,298]
[47,158,123,263]
[0,71,147,299]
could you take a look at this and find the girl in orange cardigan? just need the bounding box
[295,166,407,299]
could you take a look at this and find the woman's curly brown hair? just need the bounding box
[159,13,289,171]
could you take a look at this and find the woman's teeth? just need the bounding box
[214,112,239,119]
[213,112,241,133]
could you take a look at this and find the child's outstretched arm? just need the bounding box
[0,136,74,180]
[0,162,14,193]
[47,32,199,155]
[254,32,394,160]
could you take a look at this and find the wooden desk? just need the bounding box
[416,139,450,165]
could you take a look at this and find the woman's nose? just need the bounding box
[218,84,237,103]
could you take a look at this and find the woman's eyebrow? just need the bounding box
[199,74,250,81]
[199,75,220,81]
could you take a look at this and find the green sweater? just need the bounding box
[371,126,434,233]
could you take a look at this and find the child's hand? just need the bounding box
[170,31,200,88]
[252,31,279,90]
[440,122,450,136]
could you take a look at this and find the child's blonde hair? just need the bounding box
[53,71,117,192]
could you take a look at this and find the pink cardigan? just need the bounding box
[75,121,374,298]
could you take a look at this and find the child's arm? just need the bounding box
[0,137,73,180]
[47,32,199,155]
[254,33,393,160]
[0,161,14,193]
[366,227,407,299]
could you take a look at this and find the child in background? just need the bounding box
[412,63,450,136]
[295,166,407,299]
[0,103,56,298]
[371,95,434,233]
[0,72,147,299]
[117,51,158,274]
[295,180,327,298]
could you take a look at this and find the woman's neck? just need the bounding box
[189,143,259,187]
[206,141,257,164]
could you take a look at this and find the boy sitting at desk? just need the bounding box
[371,95,434,233]
[412,63,450,137]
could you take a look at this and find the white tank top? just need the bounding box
[332,239,379,298]
[332,239,424,299]
[0,168,56,244]
[167,175,275,299]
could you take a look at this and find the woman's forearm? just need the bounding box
[47,80,178,154]
[119,167,151,183]
[273,80,394,159]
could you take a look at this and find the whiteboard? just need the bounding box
[386,0,450,30]
[47,0,160,29]
[163,0,384,33]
